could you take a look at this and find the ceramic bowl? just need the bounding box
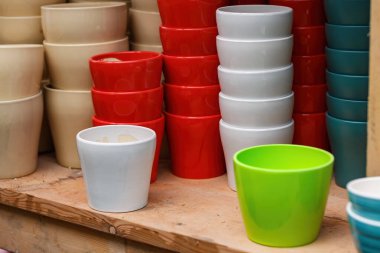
[42,2,127,43]
[0,45,44,100]
[129,8,161,45]
[219,92,294,128]
[0,16,43,44]
[347,203,380,253]
[0,92,43,179]
[326,47,369,75]
[44,37,129,90]
[131,0,158,11]
[324,0,370,25]
[216,35,293,70]
[348,177,380,221]
[44,85,94,168]
[0,0,65,16]
[293,84,327,113]
[216,5,292,40]
[157,0,229,28]
[130,42,162,52]
[293,54,326,85]
[218,64,292,99]
[89,51,162,92]
[293,25,325,56]
[327,93,368,122]
[326,70,368,100]
[160,26,218,56]
[220,119,294,190]
[325,23,369,51]
[91,85,163,123]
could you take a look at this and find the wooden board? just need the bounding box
[0,154,355,253]
[367,0,380,176]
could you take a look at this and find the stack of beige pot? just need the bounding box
[129,0,162,52]
[42,2,129,168]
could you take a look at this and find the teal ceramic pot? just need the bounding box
[326,114,366,188]
[326,47,369,75]
[347,203,380,253]
[347,177,380,221]
[326,70,368,100]
[327,93,368,121]
[325,23,369,50]
[324,0,370,25]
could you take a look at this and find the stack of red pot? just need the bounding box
[269,0,329,150]
[89,51,164,183]
[157,0,229,179]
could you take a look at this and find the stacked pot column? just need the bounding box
[158,0,229,179]
[269,0,328,150]
[41,2,129,168]
[89,51,164,183]
[324,0,370,188]
[216,5,295,191]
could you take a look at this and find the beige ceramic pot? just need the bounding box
[131,0,158,12]
[42,2,127,43]
[69,0,132,8]
[44,37,129,90]
[130,42,162,52]
[129,8,161,45]
[0,45,44,101]
[44,85,94,168]
[0,0,65,16]
[0,91,43,179]
[0,16,43,44]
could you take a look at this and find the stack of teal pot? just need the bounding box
[324,0,370,188]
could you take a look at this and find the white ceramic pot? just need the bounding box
[130,42,162,52]
[216,35,293,70]
[42,2,127,43]
[216,5,292,40]
[218,64,293,99]
[220,119,294,190]
[0,0,65,16]
[0,45,44,100]
[219,92,294,128]
[76,125,156,212]
[0,92,43,179]
[131,0,158,11]
[129,8,161,45]
[0,16,43,44]
[44,85,94,168]
[44,37,129,90]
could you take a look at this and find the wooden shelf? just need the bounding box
[0,154,355,253]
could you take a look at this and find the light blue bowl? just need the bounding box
[326,70,369,100]
[325,23,369,50]
[348,177,380,221]
[324,0,370,25]
[326,47,369,75]
[347,203,380,253]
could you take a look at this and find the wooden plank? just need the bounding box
[367,0,380,175]
[0,204,172,253]
[0,154,356,253]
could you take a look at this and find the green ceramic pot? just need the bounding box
[234,144,334,247]
[324,0,370,25]
[325,23,369,51]
[327,93,368,122]
[326,47,369,75]
[326,70,368,100]
[326,114,367,188]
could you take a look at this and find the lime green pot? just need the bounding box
[233,144,334,247]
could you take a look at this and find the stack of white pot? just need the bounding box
[216,5,295,190]
[129,0,162,52]
[41,2,129,168]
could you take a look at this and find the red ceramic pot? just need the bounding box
[163,54,219,85]
[293,84,327,113]
[157,0,229,28]
[293,26,325,56]
[91,85,163,123]
[165,112,226,179]
[231,0,267,4]
[164,84,220,116]
[269,0,324,27]
[293,112,330,150]
[293,54,326,85]
[92,115,165,183]
[89,51,162,92]
[160,26,218,56]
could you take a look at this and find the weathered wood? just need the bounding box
[367,0,380,176]
[0,154,355,253]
